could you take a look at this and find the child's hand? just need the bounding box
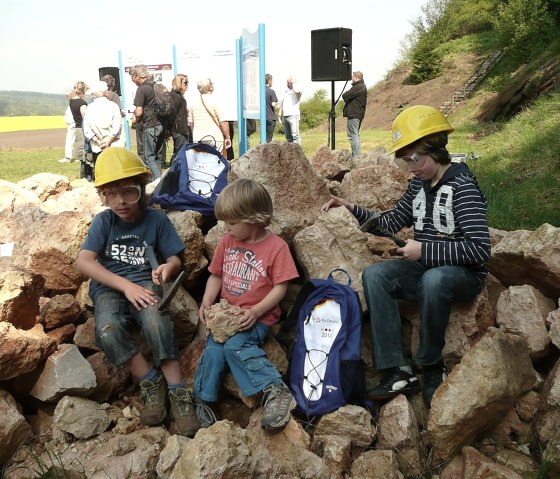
[123,282,158,310]
[198,303,210,324]
[238,308,259,331]
[152,263,174,285]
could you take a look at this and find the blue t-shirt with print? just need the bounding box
[82,208,185,301]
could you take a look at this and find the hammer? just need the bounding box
[360,212,407,247]
[145,246,186,310]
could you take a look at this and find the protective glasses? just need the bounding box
[395,153,422,169]
[99,185,142,206]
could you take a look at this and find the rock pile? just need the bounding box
[0,142,559,478]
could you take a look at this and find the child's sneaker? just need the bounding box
[367,368,420,401]
[169,388,200,437]
[261,382,297,431]
[139,375,168,426]
[422,361,447,407]
[195,399,219,429]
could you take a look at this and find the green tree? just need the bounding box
[493,0,556,59]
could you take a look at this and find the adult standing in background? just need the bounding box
[69,81,88,174]
[169,74,191,164]
[281,75,302,144]
[59,89,76,163]
[188,78,231,157]
[100,74,123,113]
[130,65,164,179]
[82,81,123,181]
[265,74,278,143]
[342,71,368,157]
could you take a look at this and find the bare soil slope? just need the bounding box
[360,52,482,130]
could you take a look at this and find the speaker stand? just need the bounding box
[329,81,336,150]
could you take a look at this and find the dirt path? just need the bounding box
[0,129,66,150]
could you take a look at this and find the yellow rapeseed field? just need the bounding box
[0,116,65,133]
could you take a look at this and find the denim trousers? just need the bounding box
[143,124,164,179]
[94,284,179,368]
[194,322,282,402]
[170,132,189,165]
[347,118,362,157]
[362,260,483,369]
[282,115,301,144]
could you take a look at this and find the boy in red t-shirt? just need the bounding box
[194,178,299,432]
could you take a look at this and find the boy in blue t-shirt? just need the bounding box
[76,147,199,436]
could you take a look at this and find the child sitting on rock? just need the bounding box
[194,178,299,432]
[76,147,199,437]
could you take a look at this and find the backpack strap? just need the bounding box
[328,268,352,287]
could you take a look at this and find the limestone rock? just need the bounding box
[0,268,44,329]
[17,173,71,201]
[0,322,57,380]
[53,396,111,439]
[0,389,32,465]
[489,223,560,298]
[350,449,404,479]
[86,351,130,402]
[205,299,242,343]
[231,142,332,243]
[314,405,376,448]
[496,285,555,359]
[30,343,97,402]
[428,328,536,459]
[40,293,83,330]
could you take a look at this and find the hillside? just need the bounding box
[0,91,66,116]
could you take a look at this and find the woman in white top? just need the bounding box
[188,78,231,156]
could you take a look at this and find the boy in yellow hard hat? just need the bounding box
[322,105,491,406]
[76,147,199,436]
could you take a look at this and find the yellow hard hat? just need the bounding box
[93,147,150,187]
[389,105,454,154]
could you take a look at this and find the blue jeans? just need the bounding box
[347,118,362,157]
[283,115,300,144]
[94,284,179,368]
[362,261,483,369]
[194,322,282,402]
[171,132,189,165]
[265,119,276,143]
[143,124,164,179]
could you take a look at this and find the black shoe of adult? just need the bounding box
[422,361,447,407]
[367,368,420,401]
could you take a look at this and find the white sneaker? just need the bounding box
[58,158,73,163]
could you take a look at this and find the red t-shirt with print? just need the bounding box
[209,232,299,326]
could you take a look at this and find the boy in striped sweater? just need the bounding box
[322,105,490,406]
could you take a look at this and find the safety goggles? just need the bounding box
[99,184,142,206]
[395,153,423,169]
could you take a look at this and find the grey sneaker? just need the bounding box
[195,399,219,429]
[139,375,168,426]
[261,383,297,431]
[169,388,200,437]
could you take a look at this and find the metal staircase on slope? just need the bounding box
[440,49,505,116]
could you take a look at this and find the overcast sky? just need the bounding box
[0,0,428,99]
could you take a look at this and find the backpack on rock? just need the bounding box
[288,269,368,417]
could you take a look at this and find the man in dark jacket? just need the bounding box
[342,71,367,157]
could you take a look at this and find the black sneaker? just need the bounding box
[423,361,447,406]
[367,368,420,400]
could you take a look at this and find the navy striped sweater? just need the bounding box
[352,162,491,280]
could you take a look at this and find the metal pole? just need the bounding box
[331,80,336,150]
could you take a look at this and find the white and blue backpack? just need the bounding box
[288,269,367,416]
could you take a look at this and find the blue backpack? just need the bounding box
[149,142,228,217]
[288,269,367,416]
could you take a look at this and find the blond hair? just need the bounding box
[215,179,273,226]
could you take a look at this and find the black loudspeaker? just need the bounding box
[98,66,121,96]
[311,28,352,81]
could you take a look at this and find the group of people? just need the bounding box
[61,76,125,182]
[76,103,490,438]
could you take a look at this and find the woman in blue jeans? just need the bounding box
[321,105,491,406]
